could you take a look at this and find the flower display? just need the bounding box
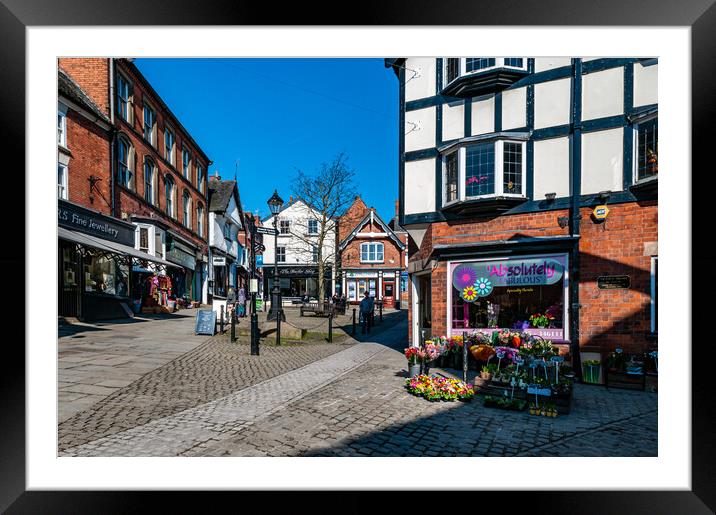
[529,312,556,328]
[424,342,443,361]
[404,347,424,365]
[405,374,475,402]
[494,346,519,363]
[469,344,496,361]
[454,265,478,289]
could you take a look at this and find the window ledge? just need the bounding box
[441,196,528,215]
[629,176,658,196]
[441,68,530,98]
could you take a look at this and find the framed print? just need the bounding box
[4,0,714,512]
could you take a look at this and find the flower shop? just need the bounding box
[405,329,575,415]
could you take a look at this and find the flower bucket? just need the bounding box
[583,363,601,384]
[409,363,421,378]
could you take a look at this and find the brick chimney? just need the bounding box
[395,199,400,217]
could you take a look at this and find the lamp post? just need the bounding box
[249,214,260,356]
[267,189,285,345]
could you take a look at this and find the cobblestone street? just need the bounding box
[58,310,657,457]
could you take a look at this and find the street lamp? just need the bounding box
[267,189,285,344]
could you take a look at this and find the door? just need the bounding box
[383,281,395,307]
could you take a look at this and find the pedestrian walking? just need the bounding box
[237,286,246,317]
[359,291,373,334]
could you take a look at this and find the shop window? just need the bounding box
[279,220,291,234]
[116,72,132,123]
[57,103,67,147]
[449,256,568,340]
[83,253,129,297]
[308,219,318,234]
[360,242,384,263]
[635,116,658,183]
[276,246,286,263]
[117,136,135,190]
[143,102,157,146]
[58,163,68,200]
[442,139,526,207]
[164,126,175,165]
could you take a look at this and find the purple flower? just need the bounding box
[454,266,478,288]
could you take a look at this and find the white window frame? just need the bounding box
[276,246,286,263]
[308,219,319,235]
[165,175,176,218]
[279,220,291,234]
[183,191,192,229]
[117,136,134,191]
[632,114,658,185]
[443,58,528,89]
[442,139,527,207]
[116,71,133,123]
[143,101,157,146]
[360,242,384,263]
[164,125,175,165]
[58,162,68,200]
[57,102,68,148]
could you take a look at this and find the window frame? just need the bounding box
[57,102,68,148]
[197,163,205,193]
[223,220,232,240]
[442,139,527,207]
[143,157,156,205]
[143,101,157,147]
[633,114,658,184]
[197,204,205,238]
[57,162,68,200]
[311,245,319,263]
[443,57,528,89]
[308,219,319,235]
[360,242,385,263]
[276,246,286,263]
[182,190,192,229]
[116,71,133,124]
[279,220,291,234]
[116,135,135,191]
[164,125,175,166]
[182,145,192,181]
[165,174,176,218]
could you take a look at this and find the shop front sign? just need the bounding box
[346,270,378,278]
[212,256,227,266]
[57,199,135,247]
[167,247,196,270]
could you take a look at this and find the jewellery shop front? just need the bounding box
[58,200,175,321]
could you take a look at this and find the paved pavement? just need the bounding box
[59,310,657,457]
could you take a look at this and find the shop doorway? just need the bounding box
[418,274,432,341]
[383,280,395,308]
[59,241,80,318]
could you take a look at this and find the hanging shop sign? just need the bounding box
[451,256,566,301]
[212,256,227,266]
[597,275,631,290]
[57,199,135,246]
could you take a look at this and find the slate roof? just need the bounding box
[338,209,406,251]
[58,68,111,124]
[388,215,406,233]
[208,179,237,213]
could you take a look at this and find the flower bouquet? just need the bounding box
[405,374,475,402]
[404,347,426,378]
[529,312,556,328]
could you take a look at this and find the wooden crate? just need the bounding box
[605,370,645,391]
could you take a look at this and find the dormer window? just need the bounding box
[441,136,527,213]
[441,58,529,97]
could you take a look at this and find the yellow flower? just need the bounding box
[463,286,477,301]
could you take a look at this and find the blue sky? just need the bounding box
[134,58,399,221]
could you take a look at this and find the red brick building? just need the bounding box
[387,57,658,380]
[58,58,211,320]
[337,196,407,308]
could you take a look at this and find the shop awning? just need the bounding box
[58,226,179,269]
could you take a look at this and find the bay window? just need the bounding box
[442,138,527,208]
[441,57,529,97]
[635,116,658,183]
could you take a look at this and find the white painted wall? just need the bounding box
[534,58,572,72]
[534,78,571,129]
[471,95,494,135]
[208,194,242,259]
[634,62,658,107]
[404,158,436,214]
[502,87,526,130]
[533,136,570,199]
[261,200,336,267]
[405,106,436,152]
[405,57,437,102]
[581,127,624,194]
[581,67,624,121]
[442,100,464,141]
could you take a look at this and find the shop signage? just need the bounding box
[479,327,566,341]
[597,275,631,290]
[167,247,196,270]
[452,256,566,297]
[57,200,135,246]
[249,278,259,293]
[265,266,332,278]
[346,270,378,278]
[195,309,216,335]
[212,256,227,266]
[592,205,610,220]
[256,255,264,268]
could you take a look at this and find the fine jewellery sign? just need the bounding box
[58,199,135,247]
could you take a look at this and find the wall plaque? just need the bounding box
[597,275,631,290]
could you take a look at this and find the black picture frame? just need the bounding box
[3,0,712,511]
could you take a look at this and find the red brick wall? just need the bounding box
[64,109,112,215]
[338,196,369,242]
[58,58,110,116]
[341,235,404,270]
[413,202,658,354]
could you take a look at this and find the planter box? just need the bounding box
[605,370,645,391]
[645,373,658,393]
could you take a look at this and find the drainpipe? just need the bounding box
[109,58,116,218]
[570,58,583,381]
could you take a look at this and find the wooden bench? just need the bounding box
[300,301,330,317]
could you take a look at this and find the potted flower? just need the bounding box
[480,365,493,380]
[529,312,555,329]
[404,347,423,378]
[582,359,601,384]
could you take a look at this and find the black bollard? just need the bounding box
[462,331,468,383]
[352,308,356,335]
[379,302,383,323]
[220,306,224,334]
[250,311,259,355]
[328,310,333,342]
[230,306,236,342]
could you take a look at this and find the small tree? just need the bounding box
[290,152,357,305]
